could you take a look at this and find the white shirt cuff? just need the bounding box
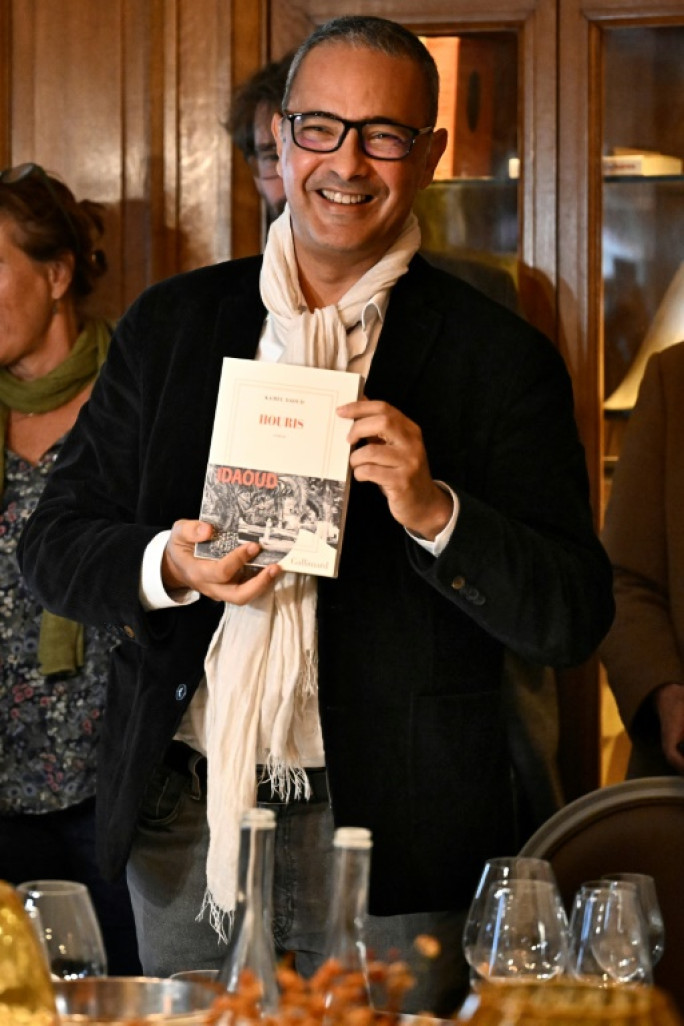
[407,482,460,557]
[139,530,200,610]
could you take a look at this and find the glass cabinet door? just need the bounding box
[413,32,521,313]
[602,26,684,501]
[598,22,684,784]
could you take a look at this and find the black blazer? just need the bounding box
[19,254,614,914]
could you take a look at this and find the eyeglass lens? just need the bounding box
[248,148,280,180]
[289,113,422,160]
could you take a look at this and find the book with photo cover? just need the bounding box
[195,357,364,578]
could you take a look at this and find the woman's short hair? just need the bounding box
[0,165,107,297]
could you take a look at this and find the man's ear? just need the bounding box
[419,127,448,189]
[272,111,285,158]
[48,251,76,301]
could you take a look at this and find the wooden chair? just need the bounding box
[519,777,684,1014]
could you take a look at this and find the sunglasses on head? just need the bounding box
[0,162,80,252]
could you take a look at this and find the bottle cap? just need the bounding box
[334,826,372,849]
[242,807,277,828]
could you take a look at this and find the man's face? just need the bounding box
[252,101,286,220]
[273,42,446,276]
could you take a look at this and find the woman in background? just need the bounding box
[0,163,140,973]
[601,340,684,779]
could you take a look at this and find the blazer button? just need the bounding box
[123,625,135,639]
[175,684,188,701]
[451,575,466,591]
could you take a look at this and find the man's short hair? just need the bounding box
[283,16,440,126]
[228,53,293,158]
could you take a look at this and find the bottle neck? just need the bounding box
[236,820,275,921]
[218,812,279,1014]
[325,845,371,965]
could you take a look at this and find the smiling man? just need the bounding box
[19,15,614,1016]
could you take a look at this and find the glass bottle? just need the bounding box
[217,807,279,1015]
[322,826,373,1015]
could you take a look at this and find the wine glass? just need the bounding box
[568,882,652,986]
[17,879,108,980]
[602,872,665,966]
[470,878,570,983]
[463,856,563,978]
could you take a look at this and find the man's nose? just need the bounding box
[327,126,372,176]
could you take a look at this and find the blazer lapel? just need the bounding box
[365,257,444,407]
[213,260,266,362]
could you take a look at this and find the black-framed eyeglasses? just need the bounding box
[281,111,434,162]
[246,145,280,181]
[0,162,80,251]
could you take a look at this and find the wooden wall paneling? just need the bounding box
[7,0,127,319]
[558,3,604,520]
[230,0,267,258]
[554,2,603,800]
[517,0,557,342]
[0,0,10,166]
[269,0,545,50]
[2,1,239,317]
[120,0,170,309]
[174,0,233,273]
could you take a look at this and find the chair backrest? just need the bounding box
[519,776,684,1014]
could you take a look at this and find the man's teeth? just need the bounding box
[320,190,367,204]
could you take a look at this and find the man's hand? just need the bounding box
[655,681,684,774]
[338,398,452,540]
[162,519,281,603]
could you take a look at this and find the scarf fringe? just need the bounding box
[261,756,311,802]
[198,889,235,945]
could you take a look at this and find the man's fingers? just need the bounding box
[170,518,214,546]
[220,563,282,605]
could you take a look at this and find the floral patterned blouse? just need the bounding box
[0,441,114,815]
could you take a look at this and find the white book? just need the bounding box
[602,152,683,176]
[195,357,363,578]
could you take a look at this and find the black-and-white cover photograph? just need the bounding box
[194,358,362,577]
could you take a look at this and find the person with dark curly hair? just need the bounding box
[228,53,293,221]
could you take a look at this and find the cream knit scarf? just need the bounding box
[201,206,421,936]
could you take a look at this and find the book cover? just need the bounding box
[602,151,683,176]
[195,358,364,577]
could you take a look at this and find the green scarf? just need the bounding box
[0,317,112,676]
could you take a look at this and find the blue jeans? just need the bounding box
[127,759,469,1016]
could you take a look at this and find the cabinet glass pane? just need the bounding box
[602,27,684,483]
[413,33,519,309]
[600,25,684,786]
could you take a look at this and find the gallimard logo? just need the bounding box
[288,555,329,571]
[215,467,279,487]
